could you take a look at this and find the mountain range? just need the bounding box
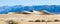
[0,5,60,14]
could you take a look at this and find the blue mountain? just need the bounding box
[45,5,60,14]
[9,5,23,12]
[23,6,33,12]
[0,6,11,14]
[0,5,60,14]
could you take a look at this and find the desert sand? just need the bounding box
[0,11,60,24]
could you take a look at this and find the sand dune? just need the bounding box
[0,14,60,24]
[0,11,60,24]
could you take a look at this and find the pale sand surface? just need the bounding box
[0,14,60,24]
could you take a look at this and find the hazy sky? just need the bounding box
[0,0,60,6]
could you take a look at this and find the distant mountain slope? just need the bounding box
[0,5,60,14]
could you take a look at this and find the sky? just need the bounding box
[0,0,60,6]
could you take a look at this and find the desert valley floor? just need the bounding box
[0,13,60,24]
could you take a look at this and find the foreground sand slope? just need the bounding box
[0,14,60,24]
